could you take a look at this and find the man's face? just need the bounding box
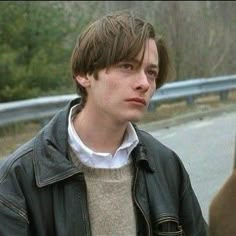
[79,39,159,125]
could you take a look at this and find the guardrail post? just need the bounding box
[187,96,195,105]
[234,136,236,169]
[219,91,229,101]
[147,101,157,112]
[40,118,51,127]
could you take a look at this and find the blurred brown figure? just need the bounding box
[209,138,236,235]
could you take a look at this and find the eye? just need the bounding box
[146,70,158,80]
[119,63,134,70]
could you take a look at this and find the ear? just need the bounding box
[75,73,92,88]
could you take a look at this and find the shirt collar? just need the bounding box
[116,122,139,154]
[68,104,93,157]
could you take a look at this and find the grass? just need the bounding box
[1,91,236,159]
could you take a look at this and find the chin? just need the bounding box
[127,113,145,123]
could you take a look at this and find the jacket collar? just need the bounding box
[33,98,81,187]
[132,125,156,173]
[33,98,155,187]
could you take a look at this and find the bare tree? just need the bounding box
[60,1,236,81]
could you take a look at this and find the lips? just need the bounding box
[125,98,147,106]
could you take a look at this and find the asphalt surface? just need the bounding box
[142,107,236,222]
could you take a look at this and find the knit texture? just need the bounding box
[70,149,137,236]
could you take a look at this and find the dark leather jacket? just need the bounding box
[0,99,207,235]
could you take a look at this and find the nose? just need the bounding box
[134,70,149,92]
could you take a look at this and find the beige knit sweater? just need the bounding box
[70,150,137,236]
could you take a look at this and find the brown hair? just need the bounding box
[71,10,172,106]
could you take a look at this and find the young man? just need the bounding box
[0,11,207,235]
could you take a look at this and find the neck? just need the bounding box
[73,106,128,154]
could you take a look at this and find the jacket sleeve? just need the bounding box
[179,171,208,235]
[0,196,29,235]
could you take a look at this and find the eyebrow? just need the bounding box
[148,64,159,70]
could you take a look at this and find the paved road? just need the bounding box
[147,111,236,222]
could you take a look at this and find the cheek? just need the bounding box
[104,92,113,102]
[149,84,156,97]
[95,84,114,104]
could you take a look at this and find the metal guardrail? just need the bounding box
[0,74,236,126]
[149,74,236,110]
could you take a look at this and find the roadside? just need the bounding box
[139,99,236,132]
[1,91,236,158]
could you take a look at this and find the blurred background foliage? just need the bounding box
[0,1,235,102]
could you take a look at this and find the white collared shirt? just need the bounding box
[68,105,139,169]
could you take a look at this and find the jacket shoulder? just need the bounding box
[137,128,176,159]
[136,128,190,186]
[0,138,35,182]
[0,138,35,224]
